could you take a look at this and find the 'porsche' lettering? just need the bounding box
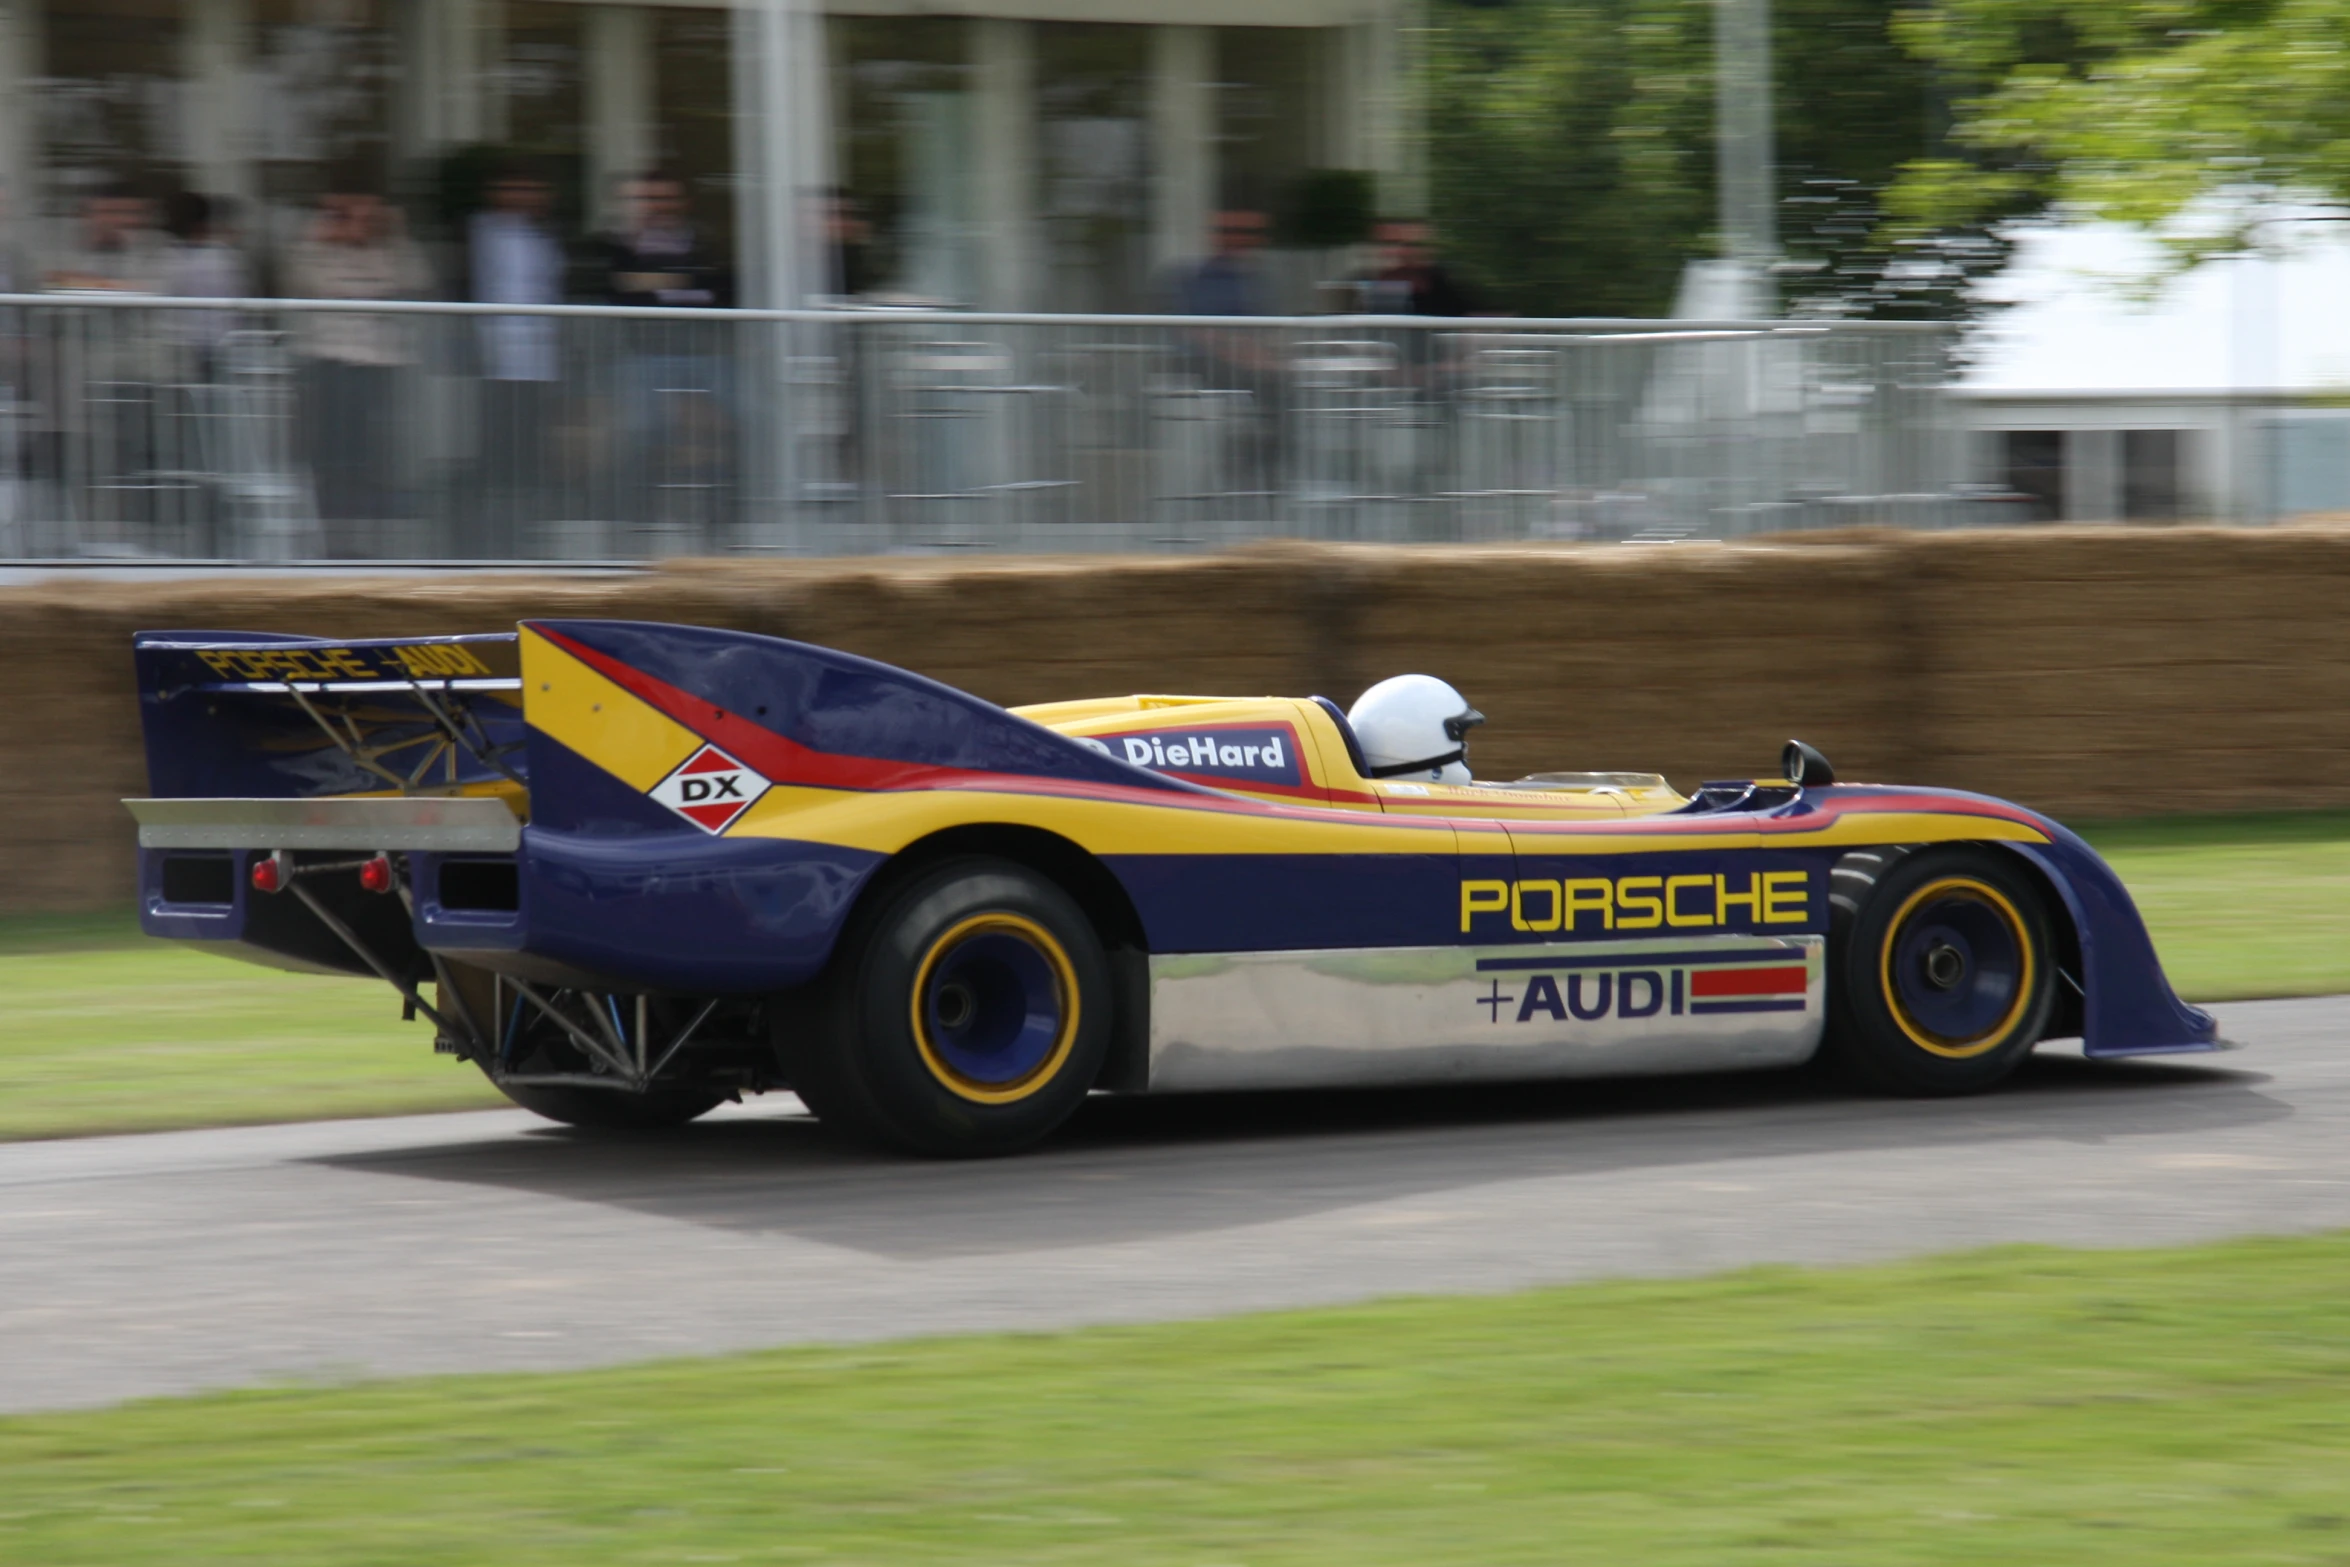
[194,641,497,684]
[1461,871,1813,934]
[1665,874,1714,927]
[1461,880,1509,930]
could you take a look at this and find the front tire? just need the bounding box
[1826,845,2056,1094]
[798,857,1111,1156]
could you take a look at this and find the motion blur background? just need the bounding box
[2,0,2345,561]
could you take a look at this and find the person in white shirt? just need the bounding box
[467,165,566,554]
[285,185,432,529]
[161,192,251,379]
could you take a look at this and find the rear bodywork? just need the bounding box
[129,619,2217,1095]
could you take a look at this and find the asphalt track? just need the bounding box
[3,995,2346,1414]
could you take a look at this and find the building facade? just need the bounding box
[0,0,1415,310]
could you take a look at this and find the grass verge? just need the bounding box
[0,911,498,1141]
[2,1232,2347,1563]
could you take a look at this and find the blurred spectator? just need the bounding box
[1169,209,1280,493]
[595,171,729,308]
[0,184,26,295]
[1357,218,1479,316]
[469,163,564,554]
[43,187,168,539]
[286,187,430,528]
[595,172,733,534]
[0,186,27,549]
[823,188,875,300]
[1174,209,1269,317]
[160,192,251,378]
[45,186,165,293]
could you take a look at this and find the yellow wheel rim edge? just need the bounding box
[908,912,1081,1105]
[1878,876,2036,1060]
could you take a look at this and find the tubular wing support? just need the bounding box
[264,856,727,1096]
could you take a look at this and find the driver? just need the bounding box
[1348,675,1484,784]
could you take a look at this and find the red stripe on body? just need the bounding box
[1690,965,1808,998]
[528,625,2038,847]
[528,624,1423,827]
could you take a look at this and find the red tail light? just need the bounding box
[250,853,286,894]
[359,854,394,894]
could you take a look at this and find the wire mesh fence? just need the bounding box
[0,295,1996,561]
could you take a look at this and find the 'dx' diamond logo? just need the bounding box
[648,744,771,834]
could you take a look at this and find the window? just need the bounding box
[503,0,587,227]
[1036,23,1152,313]
[2122,429,2184,521]
[652,7,736,260]
[830,17,973,301]
[37,0,184,218]
[1215,28,1317,216]
[2002,430,2062,523]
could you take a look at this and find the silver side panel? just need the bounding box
[1147,934,1825,1092]
[124,796,523,853]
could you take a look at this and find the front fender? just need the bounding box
[2009,824,2217,1057]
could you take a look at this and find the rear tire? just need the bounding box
[797,857,1111,1156]
[1825,845,2055,1095]
[487,1077,728,1130]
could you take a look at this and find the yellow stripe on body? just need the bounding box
[517,626,701,790]
[733,779,2046,861]
[1507,810,2048,853]
[729,781,1468,856]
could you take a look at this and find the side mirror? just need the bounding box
[1781,739,1835,787]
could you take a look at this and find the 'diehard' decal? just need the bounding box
[649,744,771,834]
[1097,723,1304,791]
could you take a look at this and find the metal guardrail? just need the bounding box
[0,294,1992,560]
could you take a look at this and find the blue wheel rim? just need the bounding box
[911,915,1077,1102]
[1885,880,2030,1054]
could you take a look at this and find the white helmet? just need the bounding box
[1348,675,1485,784]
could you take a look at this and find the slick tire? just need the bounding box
[487,1077,728,1130]
[1824,845,2056,1095]
[799,857,1111,1157]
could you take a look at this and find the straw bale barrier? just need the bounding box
[8,525,2346,915]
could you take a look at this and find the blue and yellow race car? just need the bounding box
[126,619,2217,1155]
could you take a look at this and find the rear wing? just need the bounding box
[131,630,527,815]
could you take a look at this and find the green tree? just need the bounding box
[1428,0,1992,318]
[1428,0,1712,318]
[1883,0,2350,268]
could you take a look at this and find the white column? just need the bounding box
[1360,1,1418,214]
[1318,24,1366,173]
[972,18,1036,312]
[181,0,253,203]
[1148,24,1213,276]
[730,0,833,308]
[1712,0,1776,297]
[584,3,653,231]
[397,0,497,155]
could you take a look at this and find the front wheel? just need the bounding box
[795,857,1111,1156]
[1825,845,2056,1095]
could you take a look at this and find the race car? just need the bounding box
[126,619,2217,1155]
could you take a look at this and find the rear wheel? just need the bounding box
[796,857,1110,1156]
[1826,845,2055,1094]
